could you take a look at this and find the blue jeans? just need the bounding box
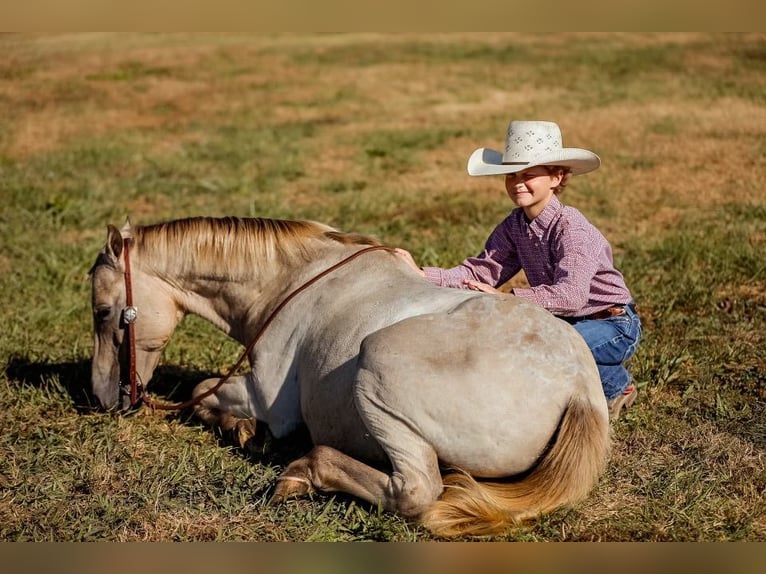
[564,304,642,401]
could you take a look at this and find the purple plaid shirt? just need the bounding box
[422,195,633,317]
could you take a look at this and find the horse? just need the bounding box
[89,216,610,538]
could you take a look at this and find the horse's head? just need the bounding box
[89,221,181,411]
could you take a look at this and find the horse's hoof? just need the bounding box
[269,475,314,505]
[235,418,256,449]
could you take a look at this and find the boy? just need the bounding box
[396,120,642,420]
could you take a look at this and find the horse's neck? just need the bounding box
[149,240,346,345]
[174,278,268,343]
[146,261,283,345]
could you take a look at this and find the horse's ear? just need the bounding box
[106,224,123,259]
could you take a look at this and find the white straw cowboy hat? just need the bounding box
[467,120,601,176]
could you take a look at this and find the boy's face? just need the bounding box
[504,167,563,218]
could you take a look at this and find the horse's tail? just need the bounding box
[420,394,610,538]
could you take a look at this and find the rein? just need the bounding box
[121,242,394,411]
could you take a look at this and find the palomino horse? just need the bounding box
[90,216,609,537]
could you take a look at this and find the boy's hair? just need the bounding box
[544,165,573,195]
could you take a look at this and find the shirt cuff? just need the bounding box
[422,267,444,286]
[511,287,544,305]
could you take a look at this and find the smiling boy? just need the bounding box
[396,120,642,420]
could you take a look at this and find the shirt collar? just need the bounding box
[529,195,563,235]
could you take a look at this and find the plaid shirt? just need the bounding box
[422,195,633,317]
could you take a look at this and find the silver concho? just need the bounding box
[123,306,138,324]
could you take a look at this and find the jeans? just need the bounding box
[564,303,642,401]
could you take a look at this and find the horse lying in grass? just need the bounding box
[89,216,610,537]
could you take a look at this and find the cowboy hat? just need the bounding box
[467,120,600,176]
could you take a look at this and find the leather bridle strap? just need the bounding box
[127,243,394,412]
[121,238,140,407]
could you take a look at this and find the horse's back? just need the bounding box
[354,293,605,477]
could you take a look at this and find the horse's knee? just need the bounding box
[192,377,220,403]
[191,377,257,448]
[191,378,223,426]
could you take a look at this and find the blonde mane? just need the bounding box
[133,216,380,281]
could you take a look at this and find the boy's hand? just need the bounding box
[464,280,504,294]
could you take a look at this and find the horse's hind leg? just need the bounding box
[270,360,443,518]
[271,439,442,519]
[270,360,446,517]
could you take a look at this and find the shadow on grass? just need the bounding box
[2,353,314,477]
[3,354,216,413]
[4,354,94,412]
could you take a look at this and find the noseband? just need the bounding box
[120,239,394,411]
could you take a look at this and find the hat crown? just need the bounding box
[502,121,563,163]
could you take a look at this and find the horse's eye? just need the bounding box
[94,306,112,322]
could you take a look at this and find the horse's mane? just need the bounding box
[134,216,381,280]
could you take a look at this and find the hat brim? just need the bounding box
[467,147,601,177]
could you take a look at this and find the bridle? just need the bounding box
[121,238,140,407]
[119,239,394,412]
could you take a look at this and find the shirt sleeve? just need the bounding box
[422,218,523,289]
[511,222,600,315]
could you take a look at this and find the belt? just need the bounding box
[579,304,633,321]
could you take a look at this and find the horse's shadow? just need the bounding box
[3,355,313,473]
[4,354,216,413]
[5,354,95,413]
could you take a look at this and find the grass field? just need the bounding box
[1,33,764,541]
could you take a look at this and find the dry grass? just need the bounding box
[1,32,764,541]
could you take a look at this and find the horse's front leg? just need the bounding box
[192,375,262,452]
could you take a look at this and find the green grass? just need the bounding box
[1,33,765,541]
